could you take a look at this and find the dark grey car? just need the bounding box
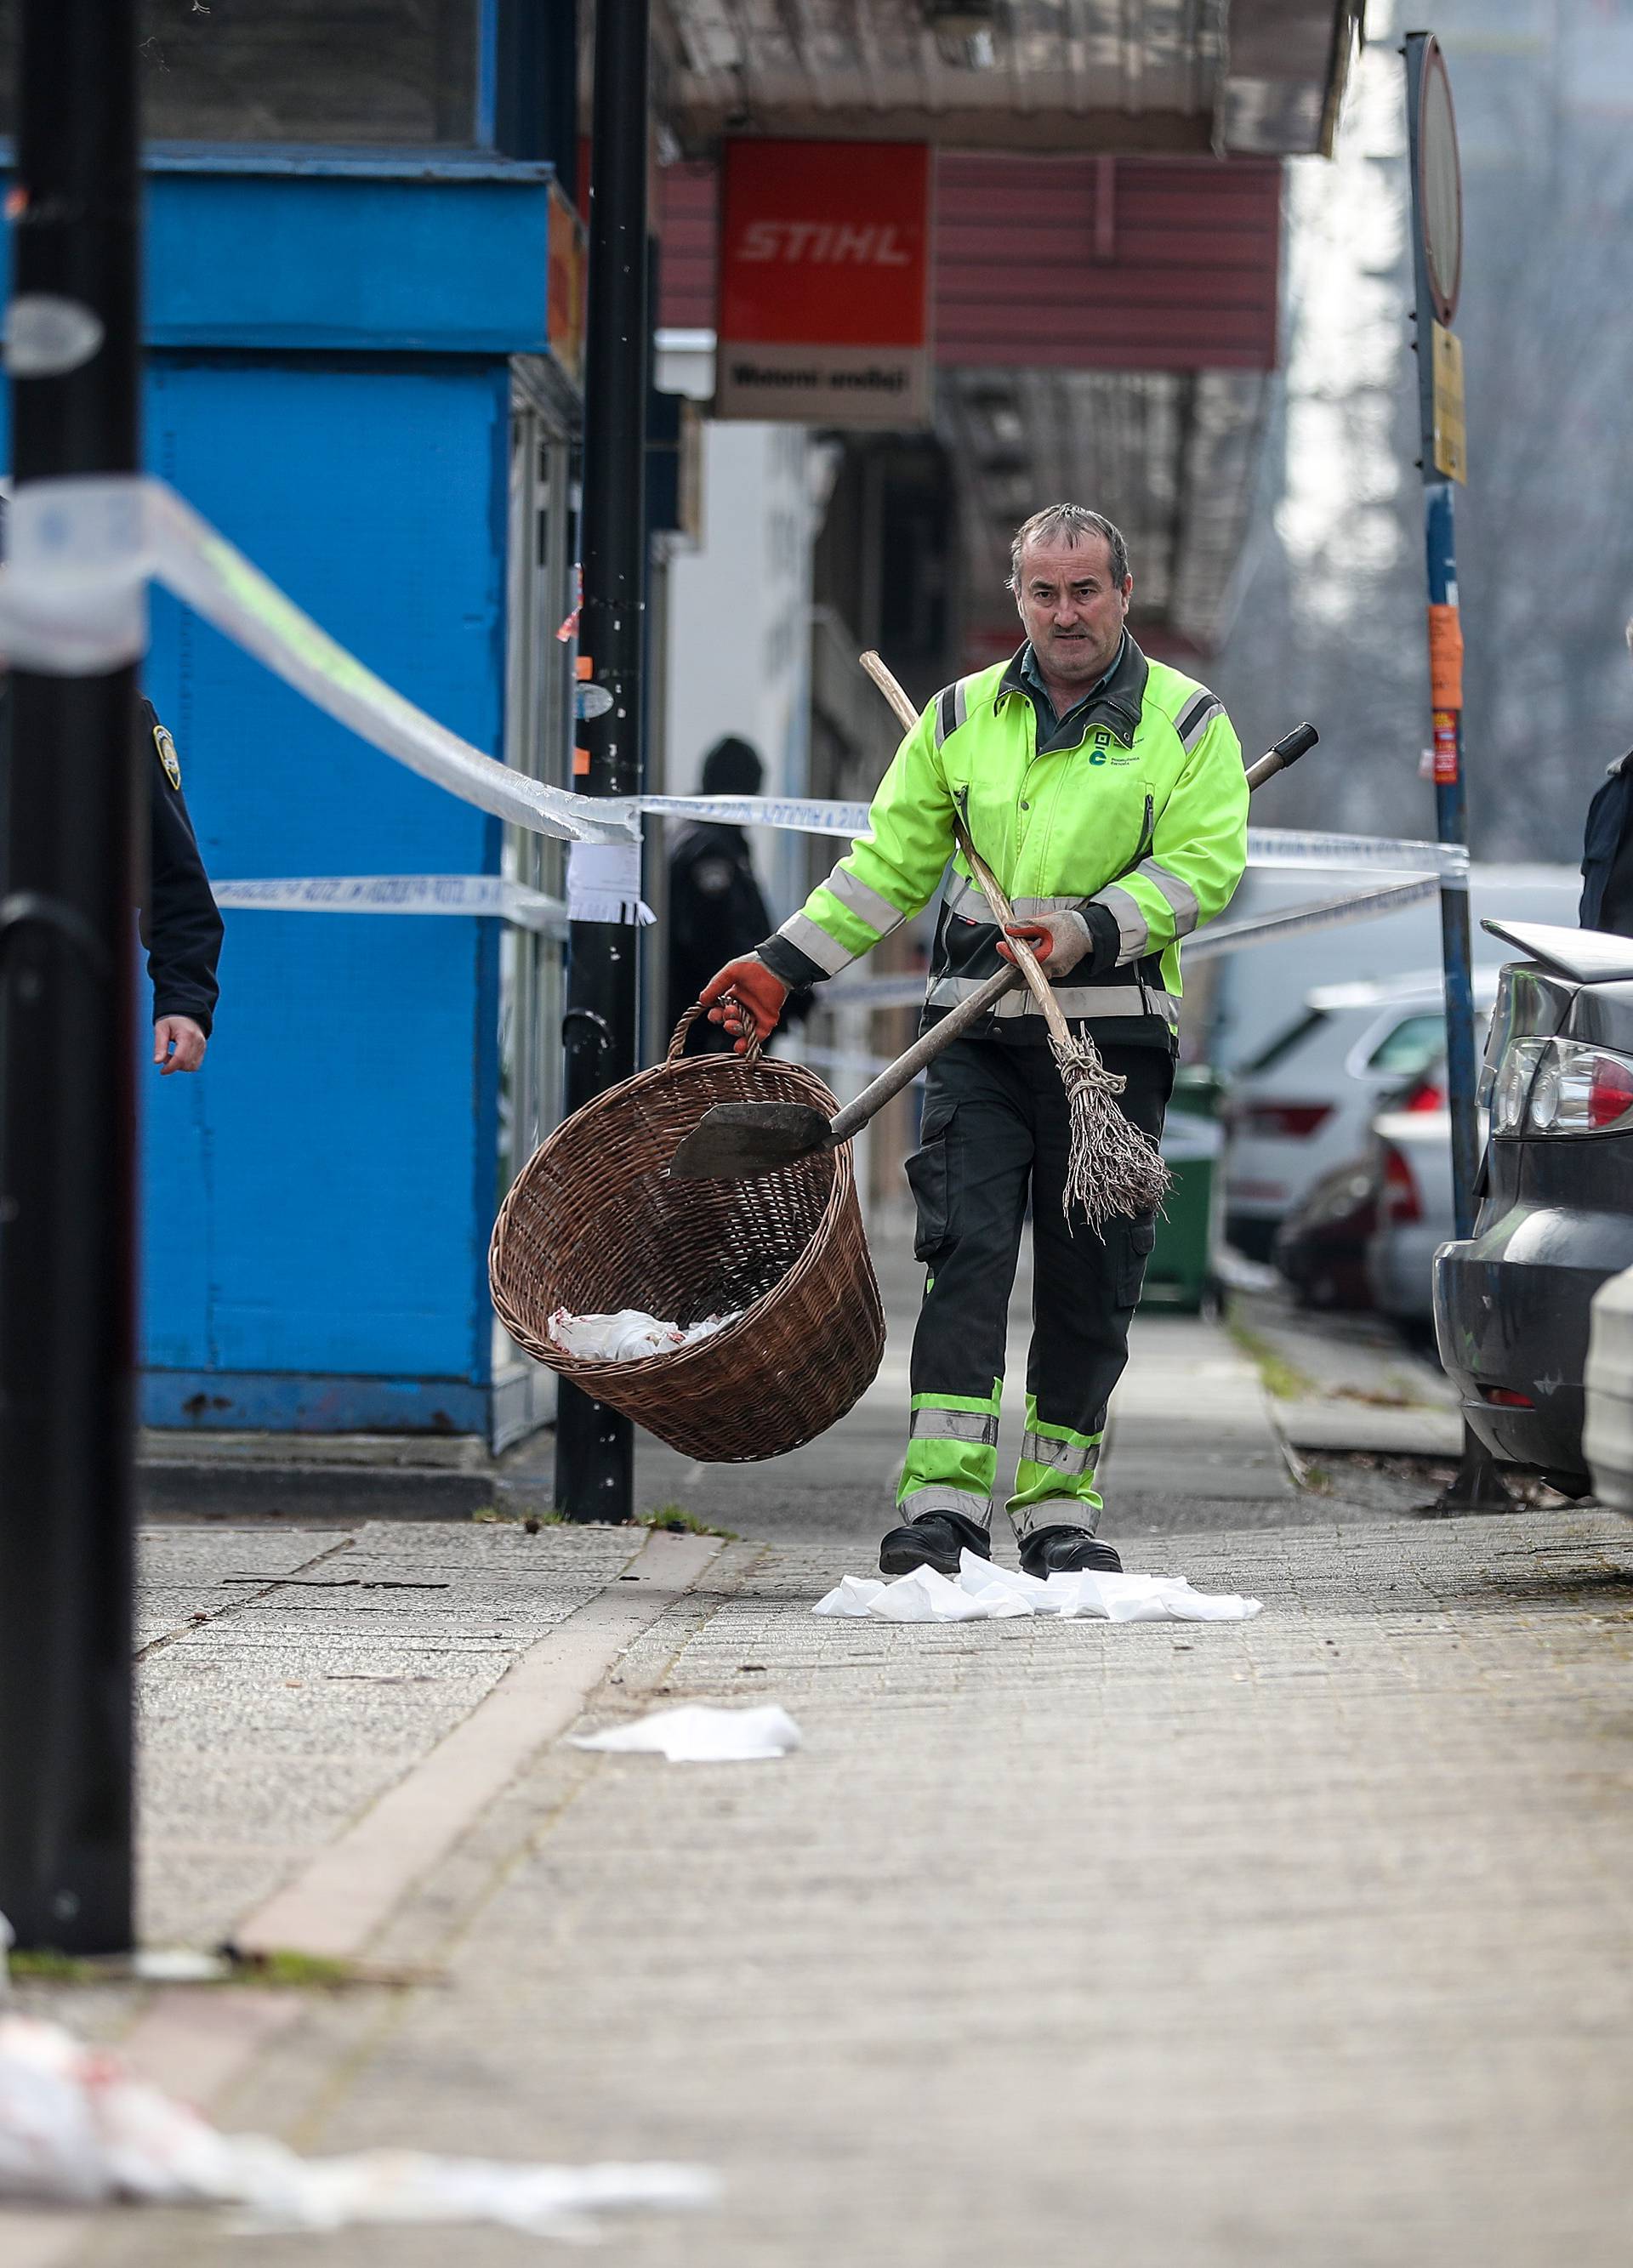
[1433,920,1633,1493]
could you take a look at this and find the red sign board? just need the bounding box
[716,140,933,425]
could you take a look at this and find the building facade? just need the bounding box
[3,3,586,1445]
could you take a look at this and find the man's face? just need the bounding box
[1014,531,1132,691]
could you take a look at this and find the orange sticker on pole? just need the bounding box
[1431,709,1459,785]
[1428,603,1464,711]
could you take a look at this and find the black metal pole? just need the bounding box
[555,0,650,1522]
[0,0,143,1949]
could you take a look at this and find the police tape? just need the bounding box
[1182,873,1442,961]
[0,474,1467,891]
[208,875,568,933]
[0,476,632,845]
[642,790,1470,881]
[209,867,1442,967]
[820,873,1446,1001]
[638,792,879,842]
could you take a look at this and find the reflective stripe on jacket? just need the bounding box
[765,636,1248,1028]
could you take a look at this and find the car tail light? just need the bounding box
[1380,1145,1421,1224]
[1481,1386,1534,1410]
[1402,1075,1445,1112]
[1491,1037,1633,1136]
[1241,1102,1334,1138]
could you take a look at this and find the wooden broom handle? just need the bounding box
[858,649,1074,1050]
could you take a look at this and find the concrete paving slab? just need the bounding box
[1100,1315,1295,1502]
[233,1528,724,1961]
[47,1509,1632,2268]
[129,1520,641,1947]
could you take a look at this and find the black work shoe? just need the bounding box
[1019,1524,1124,1578]
[879,1510,993,1578]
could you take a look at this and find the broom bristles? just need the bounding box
[1050,1032,1171,1236]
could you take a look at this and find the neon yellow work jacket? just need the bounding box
[758,636,1249,1040]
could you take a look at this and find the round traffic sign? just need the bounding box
[1417,37,1462,325]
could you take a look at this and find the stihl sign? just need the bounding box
[737,222,915,266]
[716,140,933,427]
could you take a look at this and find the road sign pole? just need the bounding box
[1404,30,1510,1513]
[1420,480,1482,1234]
[0,0,143,1949]
[555,0,651,1522]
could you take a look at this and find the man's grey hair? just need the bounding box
[1009,504,1129,594]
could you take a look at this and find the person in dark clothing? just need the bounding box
[1580,748,1633,936]
[141,697,224,1071]
[1580,625,1633,938]
[0,681,223,1071]
[668,736,776,1053]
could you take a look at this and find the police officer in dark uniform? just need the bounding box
[142,699,223,1072]
[0,683,222,1071]
[668,736,777,1053]
[0,484,219,1069]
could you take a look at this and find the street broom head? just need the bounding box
[1053,1032,1172,1236]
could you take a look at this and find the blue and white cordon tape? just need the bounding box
[0,473,1466,955]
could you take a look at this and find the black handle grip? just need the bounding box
[1272,723,1318,767]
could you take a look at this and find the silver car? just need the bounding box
[1367,1104,1458,1326]
[1223,970,1494,1262]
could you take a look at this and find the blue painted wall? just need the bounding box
[140,360,508,1428]
[144,164,560,353]
[3,159,572,1434]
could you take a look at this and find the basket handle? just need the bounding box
[668,998,764,1064]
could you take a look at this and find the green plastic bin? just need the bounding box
[1143,1070,1224,1312]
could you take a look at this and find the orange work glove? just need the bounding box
[997,911,1093,979]
[699,954,789,1054]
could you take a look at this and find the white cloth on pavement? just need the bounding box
[547,1307,741,1361]
[814,1549,1262,1624]
[0,2013,719,2234]
[569,1702,802,1762]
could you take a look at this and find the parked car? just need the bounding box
[1368,1103,1456,1327]
[1433,920,1633,1495]
[1272,1157,1378,1310]
[1224,969,1494,1262]
[1210,863,1580,1082]
[1585,1265,1633,1515]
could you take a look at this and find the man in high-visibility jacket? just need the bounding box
[703,504,1249,1578]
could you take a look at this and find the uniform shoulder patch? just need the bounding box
[153,720,182,790]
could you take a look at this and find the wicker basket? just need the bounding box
[489,1008,885,1462]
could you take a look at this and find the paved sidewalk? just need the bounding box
[618,1242,1313,1549]
[11,1498,1633,2267]
[132,1520,645,1947]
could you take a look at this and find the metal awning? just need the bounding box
[658,153,1278,654]
[653,0,1357,158]
[940,364,1270,660]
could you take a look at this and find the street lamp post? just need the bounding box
[0,0,144,1949]
[555,0,651,1522]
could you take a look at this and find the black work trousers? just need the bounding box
[898,1036,1173,1540]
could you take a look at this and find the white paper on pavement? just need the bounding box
[0,2015,718,2233]
[814,1550,1262,1624]
[569,1703,802,1762]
